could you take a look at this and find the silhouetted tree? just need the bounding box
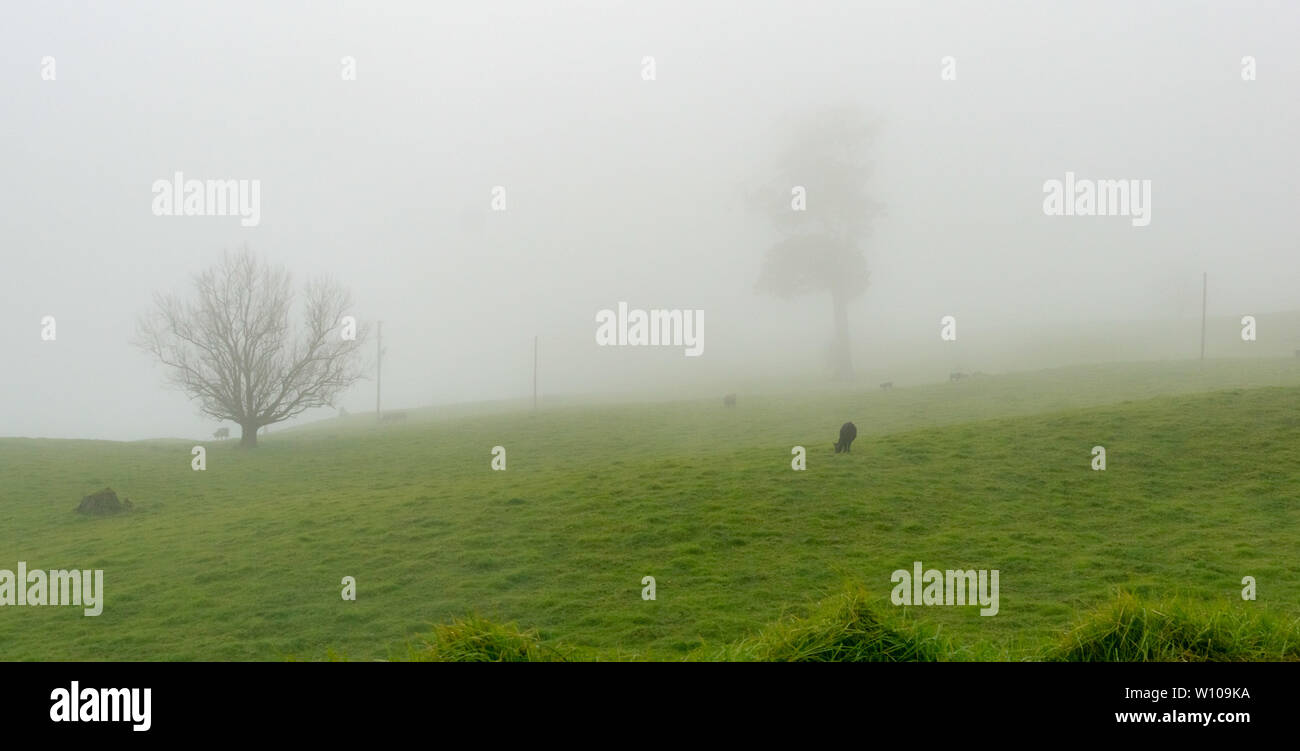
[136,248,368,447]
[753,106,881,380]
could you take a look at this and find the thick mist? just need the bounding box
[2,0,1296,440]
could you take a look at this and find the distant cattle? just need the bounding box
[723,393,737,407]
[380,411,408,423]
[949,372,967,382]
[833,421,857,453]
[879,381,893,391]
[213,428,229,440]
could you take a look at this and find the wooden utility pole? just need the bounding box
[532,335,538,411]
[1200,272,1207,363]
[376,320,383,417]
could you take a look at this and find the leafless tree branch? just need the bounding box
[135,247,369,446]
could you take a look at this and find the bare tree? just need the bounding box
[752,106,882,380]
[136,248,369,447]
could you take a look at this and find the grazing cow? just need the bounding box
[879,381,893,391]
[723,393,737,407]
[213,428,229,440]
[833,421,857,453]
[949,371,966,382]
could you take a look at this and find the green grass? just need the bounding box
[1046,591,1300,662]
[695,585,949,662]
[399,587,1300,662]
[2,358,1298,660]
[403,615,559,662]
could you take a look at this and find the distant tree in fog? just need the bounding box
[135,248,368,447]
[752,106,881,380]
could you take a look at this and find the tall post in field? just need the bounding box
[376,320,383,417]
[1200,272,1207,364]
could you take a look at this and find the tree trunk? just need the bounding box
[239,422,259,448]
[831,289,853,380]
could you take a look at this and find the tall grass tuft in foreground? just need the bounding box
[369,589,1300,662]
[700,586,949,662]
[1046,591,1300,662]
[405,615,561,662]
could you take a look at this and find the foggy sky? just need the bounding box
[2,0,1297,440]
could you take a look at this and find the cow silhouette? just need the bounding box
[949,372,966,382]
[723,393,736,407]
[213,428,229,440]
[833,421,857,453]
[879,381,893,391]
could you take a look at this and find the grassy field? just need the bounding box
[2,358,1299,660]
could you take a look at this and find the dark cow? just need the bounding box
[213,427,229,440]
[833,421,857,453]
[879,381,893,391]
[723,393,737,407]
[949,371,966,382]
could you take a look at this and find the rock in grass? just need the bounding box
[75,487,133,515]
